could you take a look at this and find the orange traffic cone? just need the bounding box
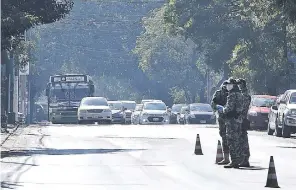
[265,156,280,188]
[194,134,203,155]
[215,140,223,164]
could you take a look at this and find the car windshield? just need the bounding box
[108,102,123,110]
[172,104,185,112]
[252,97,275,107]
[122,102,136,110]
[144,102,166,110]
[81,98,108,106]
[190,104,213,112]
[135,104,143,111]
[289,93,296,104]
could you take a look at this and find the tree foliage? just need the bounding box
[143,0,296,95]
[1,0,73,51]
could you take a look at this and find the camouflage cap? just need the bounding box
[224,77,237,84]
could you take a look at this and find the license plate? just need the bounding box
[153,118,159,121]
[200,120,206,124]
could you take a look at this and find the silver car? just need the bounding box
[78,97,112,124]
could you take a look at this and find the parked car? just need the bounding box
[108,101,126,124]
[139,101,169,124]
[78,97,112,124]
[267,94,284,136]
[182,103,216,124]
[121,100,136,124]
[170,104,186,124]
[247,95,277,130]
[277,89,296,138]
[131,104,143,124]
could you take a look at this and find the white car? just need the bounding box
[139,102,169,125]
[78,97,112,124]
[277,89,296,138]
[131,104,143,124]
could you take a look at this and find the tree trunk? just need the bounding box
[1,51,9,115]
[199,88,206,103]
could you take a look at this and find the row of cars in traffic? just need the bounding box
[77,97,217,125]
[76,89,296,138]
[243,90,296,138]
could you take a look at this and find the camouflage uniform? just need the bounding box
[222,80,244,168]
[238,79,251,166]
[211,85,229,161]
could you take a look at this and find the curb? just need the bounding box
[0,124,22,146]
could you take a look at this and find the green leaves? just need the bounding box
[1,0,73,51]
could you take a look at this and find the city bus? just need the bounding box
[45,74,95,124]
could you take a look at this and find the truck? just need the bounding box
[45,74,95,124]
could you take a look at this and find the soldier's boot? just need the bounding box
[217,152,230,165]
[239,157,250,167]
[224,162,240,169]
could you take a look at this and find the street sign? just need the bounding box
[19,63,29,75]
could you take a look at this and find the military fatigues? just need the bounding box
[211,89,229,155]
[239,87,251,164]
[222,85,244,166]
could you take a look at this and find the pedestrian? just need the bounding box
[236,78,251,167]
[218,78,244,168]
[211,81,230,165]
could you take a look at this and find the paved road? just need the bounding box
[1,124,295,190]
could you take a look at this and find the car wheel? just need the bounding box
[282,123,291,138]
[267,123,274,135]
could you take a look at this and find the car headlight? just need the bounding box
[103,109,111,113]
[79,110,87,113]
[211,115,215,119]
[142,112,148,116]
[190,114,195,118]
[248,110,257,116]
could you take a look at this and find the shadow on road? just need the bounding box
[1,148,147,158]
[1,181,22,189]
[237,166,268,170]
[277,146,296,149]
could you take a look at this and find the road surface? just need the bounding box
[1,124,296,190]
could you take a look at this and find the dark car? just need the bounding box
[184,103,216,124]
[108,101,125,124]
[248,95,277,130]
[170,104,186,124]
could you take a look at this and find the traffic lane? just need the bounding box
[1,124,295,190]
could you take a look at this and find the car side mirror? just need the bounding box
[271,105,278,110]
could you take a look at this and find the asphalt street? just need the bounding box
[1,124,295,190]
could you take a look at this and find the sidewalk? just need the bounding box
[1,124,20,146]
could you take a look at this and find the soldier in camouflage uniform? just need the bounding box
[219,78,244,168]
[236,78,251,167]
[211,81,230,165]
